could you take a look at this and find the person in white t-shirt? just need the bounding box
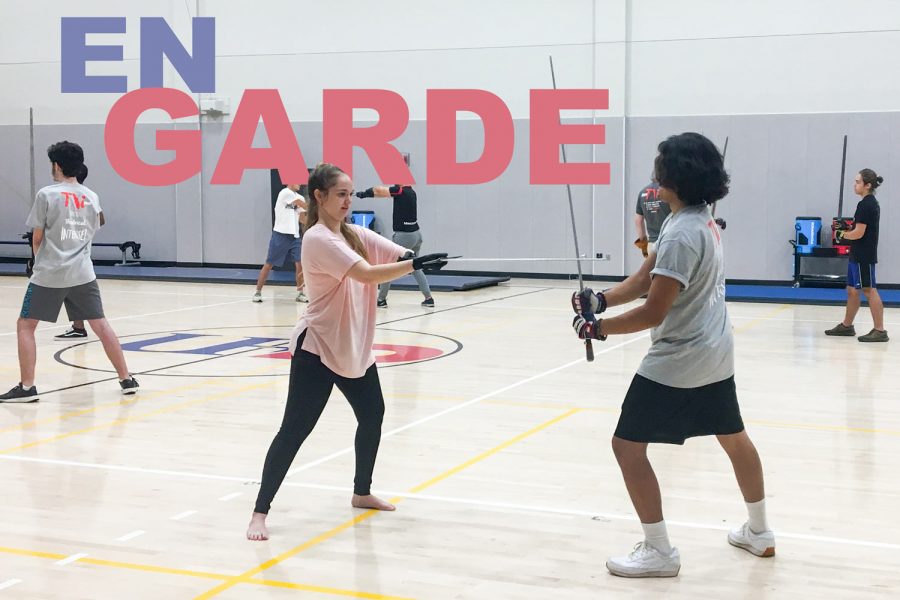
[252,183,308,303]
[246,163,448,541]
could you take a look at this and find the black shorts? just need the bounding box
[20,280,105,323]
[614,374,744,445]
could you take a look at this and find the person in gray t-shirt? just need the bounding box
[570,133,774,578]
[1,141,138,403]
[634,182,670,256]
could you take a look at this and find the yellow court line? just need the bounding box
[193,408,582,599]
[0,354,296,437]
[0,379,218,435]
[0,380,277,455]
[733,304,792,334]
[252,578,414,598]
[409,408,582,493]
[746,418,900,437]
[0,546,412,600]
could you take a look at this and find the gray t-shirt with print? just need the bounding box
[637,203,734,388]
[26,182,102,288]
[635,183,671,242]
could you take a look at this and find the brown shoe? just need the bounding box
[824,323,856,336]
[858,329,889,343]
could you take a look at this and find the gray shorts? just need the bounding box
[392,230,423,256]
[20,280,105,323]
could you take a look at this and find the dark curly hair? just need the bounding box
[653,132,729,206]
[47,140,85,178]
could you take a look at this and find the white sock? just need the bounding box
[641,520,672,554]
[746,498,769,533]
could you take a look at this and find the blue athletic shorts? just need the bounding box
[847,261,876,289]
[265,231,300,266]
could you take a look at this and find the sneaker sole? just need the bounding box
[1,396,39,403]
[728,536,775,557]
[54,337,87,341]
[121,390,139,396]
[824,332,855,336]
[606,563,680,578]
[858,338,888,342]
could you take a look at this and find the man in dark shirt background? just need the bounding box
[356,184,435,308]
[825,168,887,342]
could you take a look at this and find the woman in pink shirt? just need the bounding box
[247,163,447,541]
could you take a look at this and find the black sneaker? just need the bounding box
[421,297,435,308]
[0,383,39,403]
[120,377,140,396]
[55,327,87,340]
[858,329,889,343]
[824,323,856,336]
[377,299,388,308]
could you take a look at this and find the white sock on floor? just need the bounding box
[746,498,770,533]
[641,520,673,554]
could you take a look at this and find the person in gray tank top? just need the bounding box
[571,132,774,578]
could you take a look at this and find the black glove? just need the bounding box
[572,315,607,340]
[25,258,34,277]
[355,188,375,199]
[831,219,853,231]
[411,252,449,271]
[571,288,607,315]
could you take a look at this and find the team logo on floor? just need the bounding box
[55,326,462,378]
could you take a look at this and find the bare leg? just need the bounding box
[351,494,395,511]
[256,263,273,291]
[862,288,885,331]
[246,512,269,541]
[17,318,39,388]
[717,431,765,502]
[843,286,860,326]
[87,318,130,380]
[611,437,663,523]
[72,320,86,330]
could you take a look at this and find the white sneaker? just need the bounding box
[296,291,308,303]
[252,291,263,303]
[606,542,680,578]
[728,522,776,557]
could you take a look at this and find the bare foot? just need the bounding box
[352,494,396,511]
[246,512,269,541]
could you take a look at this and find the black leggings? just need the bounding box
[254,337,385,514]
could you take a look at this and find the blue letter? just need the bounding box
[140,17,215,92]
[61,17,127,93]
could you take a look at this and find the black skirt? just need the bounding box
[614,374,745,445]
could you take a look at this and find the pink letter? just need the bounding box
[323,89,412,183]
[530,89,610,185]
[212,90,308,184]
[426,89,513,184]
[104,88,200,186]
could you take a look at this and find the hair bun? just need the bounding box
[876,176,884,184]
